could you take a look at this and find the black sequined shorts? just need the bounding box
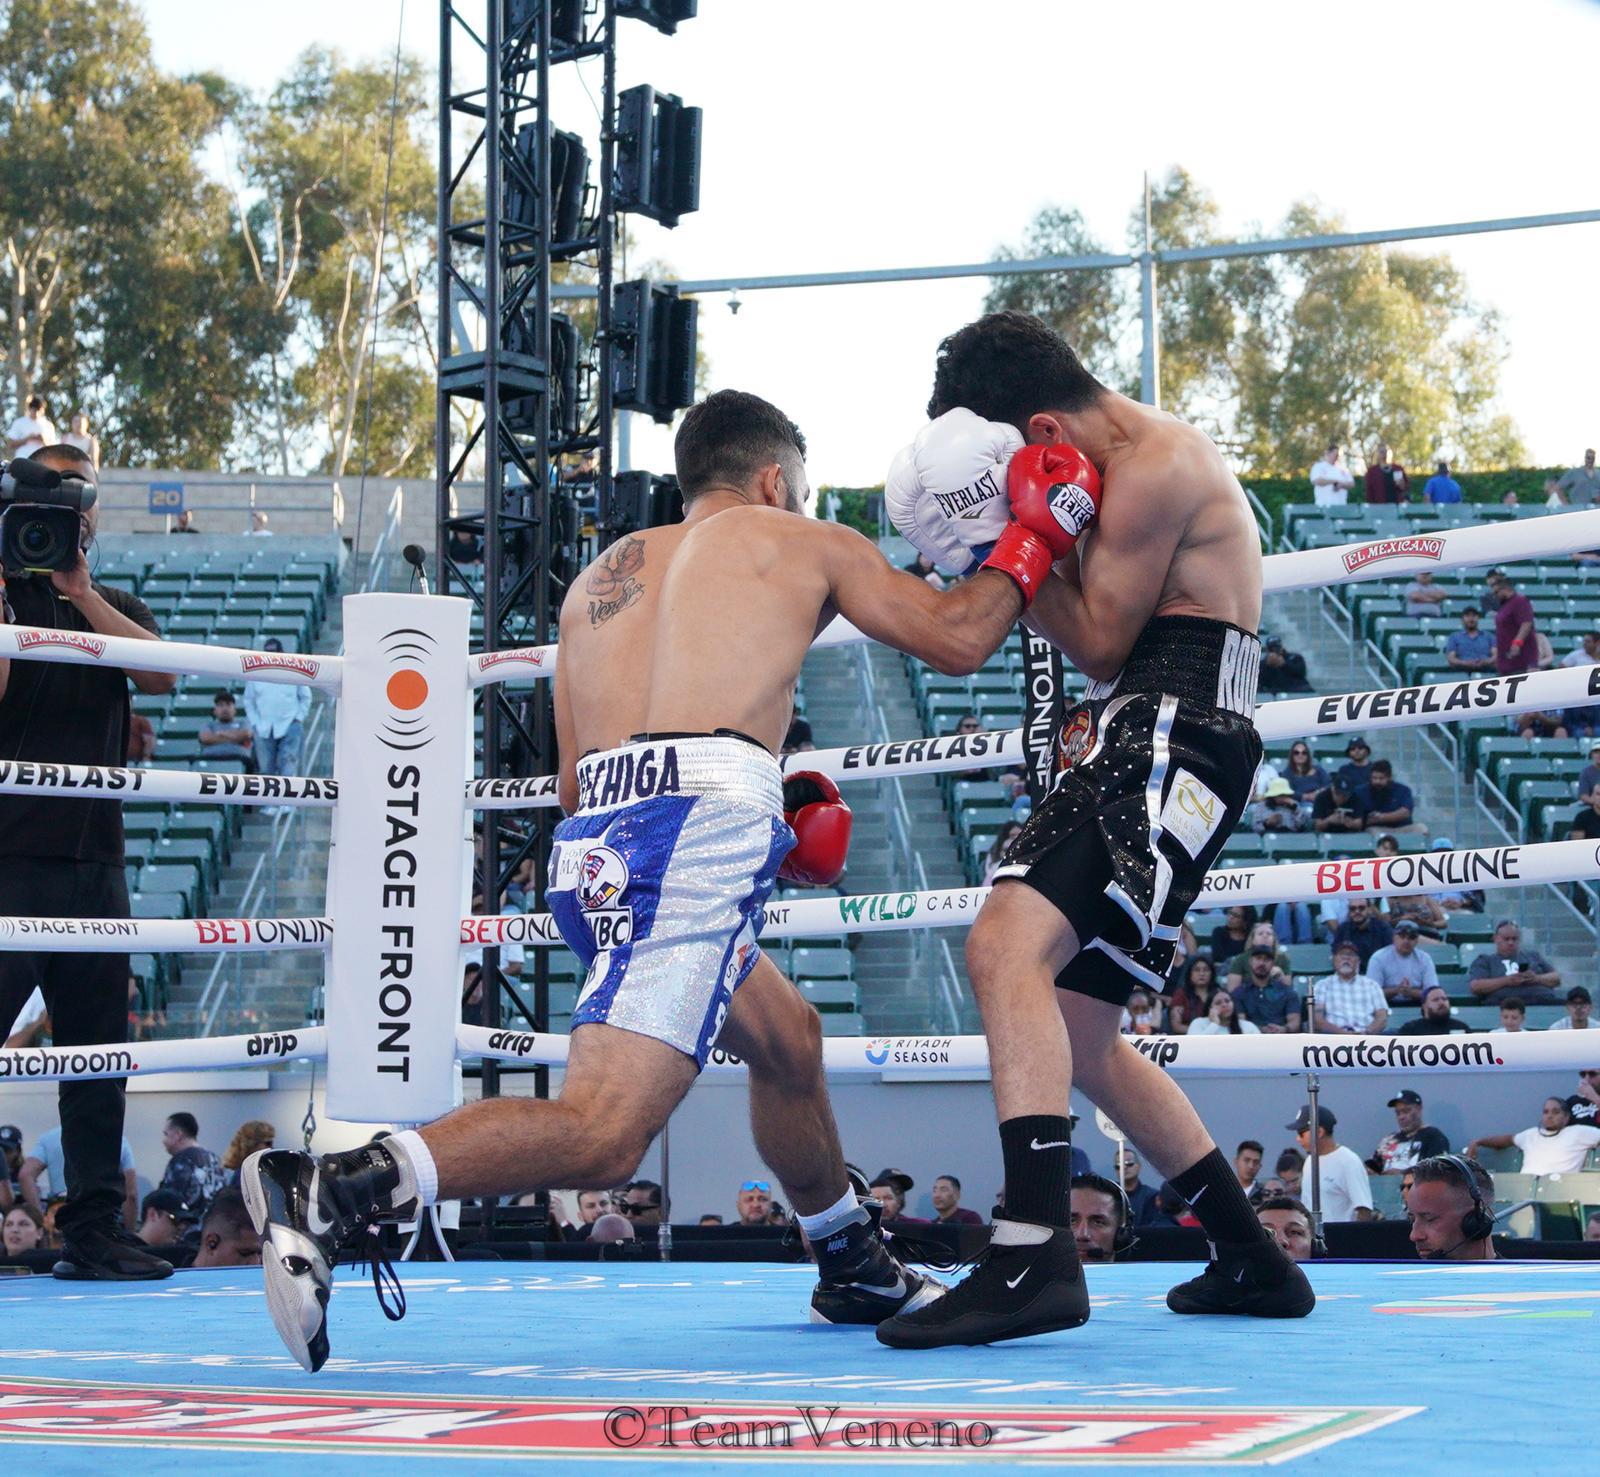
[993,617,1263,1007]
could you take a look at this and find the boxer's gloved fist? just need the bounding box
[780,770,852,887]
[977,444,1104,608]
[884,408,1023,576]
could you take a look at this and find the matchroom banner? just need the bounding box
[326,594,472,1124]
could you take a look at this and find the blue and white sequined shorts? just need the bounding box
[548,734,794,1069]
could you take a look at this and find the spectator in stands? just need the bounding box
[1548,985,1594,1030]
[1477,569,1506,615]
[157,1113,226,1226]
[1230,944,1301,1033]
[1367,1090,1451,1176]
[698,1214,724,1226]
[1282,741,1328,804]
[1358,760,1416,832]
[735,1178,772,1226]
[570,1190,615,1240]
[5,392,55,456]
[172,510,199,534]
[1565,790,1600,842]
[1407,1156,1497,1261]
[1255,1195,1313,1260]
[220,1120,275,1188]
[1234,1140,1264,1197]
[1290,1105,1373,1220]
[1384,889,1448,938]
[243,640,310,799]
[1120,986,1162,1035]
[19,1124,138,1232]
[1405,570,1448,617]
[1364,919,1438,1006]
[929,1174,983,1225]
[61,410,98,469]
[2,1201,45,1258]
[1444,607,1496,672]
[1364,443,1409,504]
[621,1180,664,1225]
[781,717,814,756]
[1565,1068,1599,1125]
[198,690,257,773]
[1492,997,1527,1033]
[1256,635,1311,694]
[189,1189,262,1268]
[247,510,272,537]
[1579,746,1600,805]
[1308,442,1354,505]
[1312,772,1366,835]
[1518,707,1568,740]
[1425,836,1483,913]
[1249,776,1307,835]
[1423,460,1462,505]
[902,551,946,589]
[1166,955,1220,1035]
[1546,475,1569,508]
[1335,736,1373,792]
[1332,898,1392,968]
[1223,922,1291,986]
[1186,986,1260,1036]
[1069,1173,1130,1261]
[1466,919,1560,1004]
[1395,984,1474,1037]
[1559,631,1600,671]
[1469,1095,1600,1174]
[589,1212,636,1245]
[1587,1212,1600,1241]
[1,1123,21,1209]
[1493,578,1539,675]
[867,1178,911,1223]
[1207,905,1256,961]
[1116,1150,1171,1228]
[1274,1148,1305,1199]
[135,1189,183,1247]
[1557,448,1600,506]
[982,822,1023,886]
[1312,939,1389,1034]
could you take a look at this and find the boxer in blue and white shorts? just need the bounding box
[549,732,793,1068]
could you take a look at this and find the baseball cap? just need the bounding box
[1393,919,1421,936]
[1419,983,1450,1006]
[140,1188,184,1219]
[1345,737,1370,755]
[1431,837,1454,851]
[0,1124,21,1151]
[1568,986,1593,1005]
[1287,1105,1337,1133]
[1387,1089,1424,1107]
[872,1167,914,1197]
[1249,943,1276,958]
[1332,938,1360,957]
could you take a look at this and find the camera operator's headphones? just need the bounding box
[1071,1171,1138,1255]
[1435,1153,1495,1243]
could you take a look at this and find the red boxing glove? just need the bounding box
[1005,443,1103,560]
[780,770,852,886]
[979,523,1056,607]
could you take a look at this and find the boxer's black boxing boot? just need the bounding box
[53,1221,175,1281]
[1166,1237,1315,1318]
[875,1216,1089,1348]
[243,1143,418,1372]
[809,1199,947,1325]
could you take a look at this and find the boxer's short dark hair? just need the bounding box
[674,389,806,503]
[928,310,1106,430]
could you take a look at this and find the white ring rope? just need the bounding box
[458,1023,1600,1078]
[0,1027,326,1084]
[0,625,341,690]
[0,916,332,952]
[0,760,339,807]
[468,508,1600,683]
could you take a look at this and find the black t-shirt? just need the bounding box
[0,577,159,863]
[1570,807,1600,840]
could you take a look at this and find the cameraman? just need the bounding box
[1257,635,1312,694]
[0,443,176,1280]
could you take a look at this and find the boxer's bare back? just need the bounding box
[1025,394,1262,678]
[555,501,1024,812]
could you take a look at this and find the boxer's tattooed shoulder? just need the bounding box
[586,535,646,627]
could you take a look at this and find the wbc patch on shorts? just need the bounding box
[1161,768,1225,858]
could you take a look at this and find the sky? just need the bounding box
[144,0,1600,486]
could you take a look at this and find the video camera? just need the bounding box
[0,458,97,574]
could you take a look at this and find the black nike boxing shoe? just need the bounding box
[1165,1237,1315,1318]
[53,1221,176,1281]
[809,1199,947,1325]
[243,1143,418,1372]
[875,1215,1090,1348]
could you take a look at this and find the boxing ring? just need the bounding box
[2,515,1600,1469]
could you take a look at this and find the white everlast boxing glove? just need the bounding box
[884,407,1023,576]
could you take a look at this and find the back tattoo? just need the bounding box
[587,535,646,627]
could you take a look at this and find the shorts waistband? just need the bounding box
[1088,616,1260,718]
[574,734,782,815]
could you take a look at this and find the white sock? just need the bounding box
[797,1185,860,1239]
[389,1129,440,1207]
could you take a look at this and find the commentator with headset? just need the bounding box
[1406,1154,1498,1261]
[1070,1173,1138,1263]
[0,442,176,1281]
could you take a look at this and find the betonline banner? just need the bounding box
[326,594,471,1123]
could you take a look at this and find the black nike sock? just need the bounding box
[999,1114,1075,1226]
[1169,1147,1270,1245]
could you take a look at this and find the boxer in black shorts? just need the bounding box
[995,616,1261,1006]
[877,311,1314,1349]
